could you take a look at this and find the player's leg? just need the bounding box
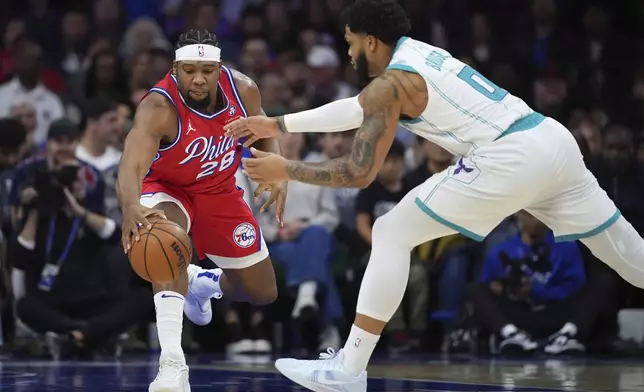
[139,192,194,392]
[188,191,278,306]
[524,118,644,289]
[274,136,545,391]
[528,172,644,288]
[275,184,463,390]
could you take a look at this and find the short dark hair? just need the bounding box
[84,98,117,121]
[387,138,406,160]
[81,98,117,129]
[0,118,26,149]
[176,29,219,49]
[342,0,411,45]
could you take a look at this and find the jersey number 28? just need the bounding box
[457,66,508,102]
[197,150,236,180]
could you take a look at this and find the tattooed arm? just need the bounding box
[284,70,425,188]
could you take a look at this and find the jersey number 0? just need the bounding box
[456,66,509,102]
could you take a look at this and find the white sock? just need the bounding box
[341,325,379,376]
[154,291,185,362]
[292,281,318,318]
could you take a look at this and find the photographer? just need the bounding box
[8,119,152,356]
[470,210,597,356]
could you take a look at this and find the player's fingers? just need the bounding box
[146,208,168,221]
[242,135,260,148]
[253,184,268,201]
[241,158,256,167]
[275,192,286,226]
[121,232,130,253]
[223,119,245,135]
[260,192,278,213]
[134,213,151,231]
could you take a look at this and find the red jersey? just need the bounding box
[143,66,248,195]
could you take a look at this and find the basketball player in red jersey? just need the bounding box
[116,29,285,392]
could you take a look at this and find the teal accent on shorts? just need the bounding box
[414,197,485,242]
[386,63,419,74]
[554,209,622,243]
[496,112,546,140]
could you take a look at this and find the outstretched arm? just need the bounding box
[283,71,404,188]
[276,95,364,134]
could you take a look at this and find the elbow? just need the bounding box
[352,173,376,189]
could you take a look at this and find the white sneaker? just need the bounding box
[226,339,254,355]
[184,265,223,325]
[149,356,190,392]
[275,348,367,392]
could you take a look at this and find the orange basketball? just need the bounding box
[128,219,192,283]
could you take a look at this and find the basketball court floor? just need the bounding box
[0,353,642,391]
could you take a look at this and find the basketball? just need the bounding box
[128,219,192,283]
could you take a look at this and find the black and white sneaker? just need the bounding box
[499,330,538,356]
[544,332,585,355]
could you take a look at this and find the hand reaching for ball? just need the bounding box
[121,203,167,253]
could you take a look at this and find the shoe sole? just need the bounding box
[275,360,362,392]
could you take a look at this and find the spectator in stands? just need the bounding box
[0,38,64,144]
[592,125,644,234]
[0,118,27,235]
[308,132,366,260]
[10,124,151,358]
[9,102,38,159]
[470,211,607,356]
[356,139,408,248]
[255,133,343,352]
[307,45,356,107]
[60,9,91,102]
[75,98,122,172]
[84,50,129,103]
[355,140,425,351]
[147,47,173,86]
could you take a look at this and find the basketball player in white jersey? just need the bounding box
[225,0,644,390]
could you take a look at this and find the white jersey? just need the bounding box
[388,37,535,157]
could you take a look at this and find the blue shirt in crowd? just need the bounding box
[479,232,586,303]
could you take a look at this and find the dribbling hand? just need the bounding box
[224,116,281,147]
[121,204,167,254]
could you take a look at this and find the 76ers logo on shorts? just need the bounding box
[233,223,256,248]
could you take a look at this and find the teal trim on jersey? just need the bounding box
[387,63,419,74]
[496,112,546,140]
[414,197,485,242]
[393,36,410,54]
[554,209,621,243]
[399,116,423,124]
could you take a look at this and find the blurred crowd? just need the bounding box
[0,0,644,359]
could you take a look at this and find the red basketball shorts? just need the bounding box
[140,181,268,269]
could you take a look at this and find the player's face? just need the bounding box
[174,61,221,110]
[345,26,374,83]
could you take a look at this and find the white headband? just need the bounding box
[175,44,221,62]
